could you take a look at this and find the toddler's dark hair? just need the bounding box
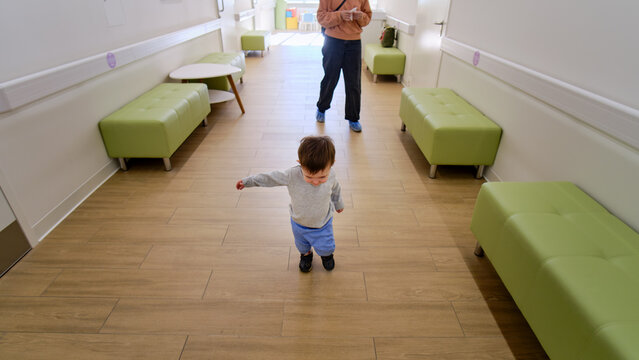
[298,136,336,174]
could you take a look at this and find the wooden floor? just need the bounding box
[0,41,549,359]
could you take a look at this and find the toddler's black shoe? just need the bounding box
[299,252,313,273]
[321,254,335,271]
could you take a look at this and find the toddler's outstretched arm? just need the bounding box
[238,169,291,189]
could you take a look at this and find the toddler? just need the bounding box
[236,135,344,272]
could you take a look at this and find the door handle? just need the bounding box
[434,21,444,36]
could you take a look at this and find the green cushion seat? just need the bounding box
[399,88,502,178]
[471,181,639,360]
[364,44,406,82]
[241,30,271,56]
[197,52,246,91]
[98,83,210,170]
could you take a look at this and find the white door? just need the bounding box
[219,0,241,52]
[410,0,451,87]
[254,0,276,31]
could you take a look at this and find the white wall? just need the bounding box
[439,1,639,231]
[235,0,255,32]
[375,0,416,24]
[0,0,218,83]
[0,1,223,246]
[446,0,639,110]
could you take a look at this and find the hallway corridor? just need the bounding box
[0,44,548,359]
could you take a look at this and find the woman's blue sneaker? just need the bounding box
[316,110,325,123]
[349,121,362,132]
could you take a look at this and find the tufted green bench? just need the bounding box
[364,43,406,83]
[197,52,246,92]
[241,30,271,57]
[399,88,502,178]
[471,181,639,360]
[99,83,210,171]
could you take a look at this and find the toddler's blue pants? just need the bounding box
[291,217,335,256]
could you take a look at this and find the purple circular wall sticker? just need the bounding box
[473,51,480,66]
[106,53,117,68]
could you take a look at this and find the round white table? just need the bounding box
[169,63,245,114]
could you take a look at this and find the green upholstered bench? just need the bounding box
[364,43,406,83]
[99,83,210,171]
[241,30,271,57]
[399,88,502,178]
[471,181,639,360]
[197,52,246,92]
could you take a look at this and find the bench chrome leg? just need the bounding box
[118,158,128,171]
[163,158,172,171]
[401,123,406,132]
[396,75,402,83]
[373,74,378,83]
[476,165,485,179]
[428,165,437,179]
[202,117,208,127]
[474,242,485,257]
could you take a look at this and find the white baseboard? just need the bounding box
[32,160,119,244]
[483,167,502,183]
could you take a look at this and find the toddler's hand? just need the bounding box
[336,208,344,213]
[236,180,245,190]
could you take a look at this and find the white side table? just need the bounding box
[169,63,245,114]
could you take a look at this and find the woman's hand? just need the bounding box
[340,10,353,21]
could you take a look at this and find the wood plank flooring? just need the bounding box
[0,39,549,359]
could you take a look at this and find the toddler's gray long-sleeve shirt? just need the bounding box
[242,165,344,228]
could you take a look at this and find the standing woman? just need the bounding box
[316,0,372,132]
